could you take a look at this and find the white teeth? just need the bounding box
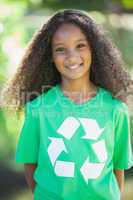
[66,64,82,69]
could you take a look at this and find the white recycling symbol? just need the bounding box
[47,116,107,184]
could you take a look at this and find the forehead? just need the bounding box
[52,23,87,44]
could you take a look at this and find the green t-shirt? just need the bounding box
[15,84,133,200]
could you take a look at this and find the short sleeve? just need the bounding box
[15,102,40,163]
[113,101,133,169]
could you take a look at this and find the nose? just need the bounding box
[66,49,81,64]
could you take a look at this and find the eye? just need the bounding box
[55,47,65,52]
[77,43,86,48]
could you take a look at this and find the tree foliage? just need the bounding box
[3,0,133,12]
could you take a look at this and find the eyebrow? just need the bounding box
[53,39,87,47]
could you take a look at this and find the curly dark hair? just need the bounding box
[1,9,133,113]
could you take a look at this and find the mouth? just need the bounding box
[66,63,83,70]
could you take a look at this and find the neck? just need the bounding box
[60,78,96,93]
[59,78,98,104]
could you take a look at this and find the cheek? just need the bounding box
[53,54,65,66]
[83,50,92,63]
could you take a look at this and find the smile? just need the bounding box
[66,63,83,70]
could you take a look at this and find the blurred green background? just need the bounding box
[0,0,133,199]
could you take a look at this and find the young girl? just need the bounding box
[2,9,133,200]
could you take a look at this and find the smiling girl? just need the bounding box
[2,9,133,200]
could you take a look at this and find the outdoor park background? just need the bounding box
[0,0,133,199]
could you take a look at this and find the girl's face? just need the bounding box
[52,23,92,83]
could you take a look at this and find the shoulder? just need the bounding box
[25,85,57,110]
[113,98,129,118]
[100,87,128,113]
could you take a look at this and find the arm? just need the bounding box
[24,163,37,193]
[113,169,124,195]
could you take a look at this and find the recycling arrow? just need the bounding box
[78,118,104,140]
[92,140,107,162]
[57,116,80,140]
[47,116,108,184]
[80,157,105,183]
[47,137,68,166]
[48,137,75,177]
[55,160,75,177]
